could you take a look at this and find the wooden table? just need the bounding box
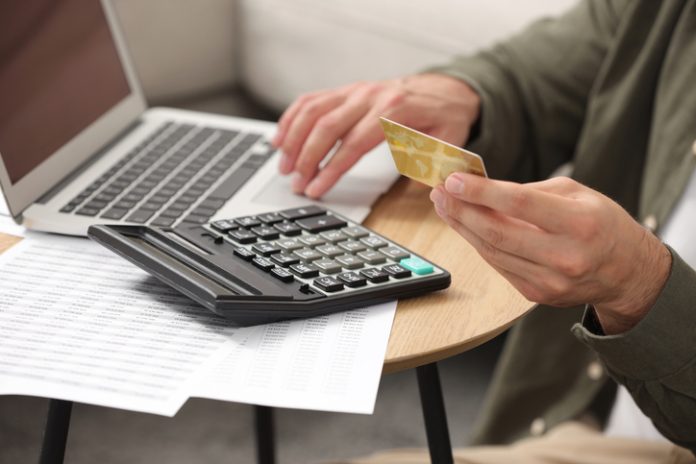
[0,178,533,464]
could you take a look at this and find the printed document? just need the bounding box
[0,235,396,416]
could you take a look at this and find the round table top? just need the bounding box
[363,179,533,373]
[0,178,533,374]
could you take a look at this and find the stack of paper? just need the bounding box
[0,235,395,416]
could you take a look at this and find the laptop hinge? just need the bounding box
[35,118,144,205]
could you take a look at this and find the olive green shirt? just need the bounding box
[429,0,696,453]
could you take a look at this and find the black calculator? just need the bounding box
[88,206,450,326]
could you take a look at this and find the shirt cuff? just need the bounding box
[572,246,696,381]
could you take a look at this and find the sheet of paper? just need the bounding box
[0,236,240,416]
[193,302,395,414]
[0,234,396,416]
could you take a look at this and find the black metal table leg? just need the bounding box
[416,363,454,464]
[254,405,276,464]
[39,399,73,464]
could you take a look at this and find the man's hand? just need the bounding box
[272,74,481,199]
[430,173,672,335]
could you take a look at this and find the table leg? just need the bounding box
[254,405,276,464]
[39,399,73,464]
[416,363,454,464]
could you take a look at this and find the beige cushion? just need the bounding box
[238,0,577,111]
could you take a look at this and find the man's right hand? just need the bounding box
[272,73,482,199]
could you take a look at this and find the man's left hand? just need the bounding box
[430,173,672,335]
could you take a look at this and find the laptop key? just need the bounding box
[209,166,256,200]
[101,208,129,220]
[75,207,100,217]
[126,209,155,223]
[150,217,176,227]
[182,214,209,224]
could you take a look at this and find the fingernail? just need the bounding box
[279,153,291,174]
[445,174,464,195]
[305,179,322,199]
[271,132,282,147]
[430,188,443,206]
[292,174,306,194]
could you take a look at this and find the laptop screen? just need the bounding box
[0,0,131,185]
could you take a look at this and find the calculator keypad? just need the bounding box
[203,206,441,296]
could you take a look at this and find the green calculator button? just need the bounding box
[399,257,434,275]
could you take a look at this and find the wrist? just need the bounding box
[595,232,672,334]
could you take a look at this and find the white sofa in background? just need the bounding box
[112,0,577,113]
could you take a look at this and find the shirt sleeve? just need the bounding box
[572,247,696,454]
[425,0,629,182]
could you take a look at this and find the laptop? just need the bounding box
[0,0,398,236]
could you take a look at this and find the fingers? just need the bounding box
[277,92,348,174]
[304,115,385,198]
[430,187,558,264]
[291,96,372,194]
[443,173,576,232]
[432,200,546,278]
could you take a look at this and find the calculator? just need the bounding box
[88,206,451,326]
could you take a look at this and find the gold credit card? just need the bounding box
[379,117,487,187]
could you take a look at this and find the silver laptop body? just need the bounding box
[0,0,397,236]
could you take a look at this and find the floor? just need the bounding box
[0,337,503,464]
[0,90,506,463]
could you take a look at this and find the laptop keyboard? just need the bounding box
[60,122,274,227]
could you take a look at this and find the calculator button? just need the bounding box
[252,257,275,271]
[316,244,344,258]
[313,258,342,274]
[341,226,369,239]
[293,248,323,262]
[251,242,281,256]
[235,216,261,228]
[279,205,326,220]
[273,221,302,236]
[251,226,280,240]
[298,235,327,247]
[338,240,367,254]
[210,219,237,232]
[400,257,434,275]
[271,253,301,267]
[382,264,411,279]
[296,214,348,233]
[359,268,389,283]
[380,246,410,261]
[335,254,364,270]
[360,236,388,249]
[257,212,284,224]
[276,238,303,252]
[319,230,347,243]
[270,267,295,283]
[338,272,367,288]
[357,250,386,265]
[229,229,257,244]
[290,263,320,278]
[313,276,344,292]
[233,246,255,261]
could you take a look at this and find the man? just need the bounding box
[273,0,696,462]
